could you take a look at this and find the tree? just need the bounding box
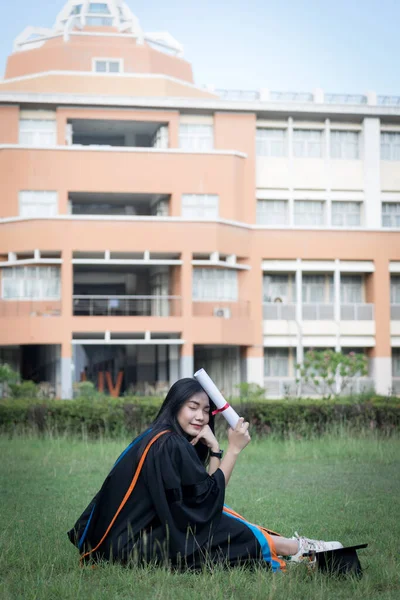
[0,363,19,398]
[296,350,368,398]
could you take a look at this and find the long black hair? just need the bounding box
[150,377,217,465]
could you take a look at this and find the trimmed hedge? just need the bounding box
[0,395,399,437]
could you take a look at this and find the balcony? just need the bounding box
[68,119,168,149]
[263,303,296,320]
[73,295,181,317]
[69,193,170,217]
[264,378,297,397]
[391,305,400,319]
[302,304,334,320]
[341,304,374,320]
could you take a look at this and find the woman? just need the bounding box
[68,378,342,572]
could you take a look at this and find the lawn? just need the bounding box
[0,432,399,600]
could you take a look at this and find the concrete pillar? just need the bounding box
[366,258,392,395]
[334,260,341,351]
[288,117,294,226]
[180,343,194,378]
[295,260,303,364]
[169,345,180,385]
[61,342,73,399]
[244,346,264,387]
[363,118,381,229]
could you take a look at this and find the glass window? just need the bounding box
[182,194,219,219]
[381,132,400,161]
[89,3,110,14]
[19,191,58,218]
[256,200,288,225]
[19,119,56,146]
[2,267,61,300]
[71,4,82,15]
[382,203,400,228]
[391,277,400,304]
[192,269,237,301]
[330,131,360,159]
[393,349,400,377]
[264,348,289,377]
[179,124,213,151]
[94,59,121,73]
[263,275,296,303]
[302,275,333,303]
[332,201,361,227]
[293,129,322,158]
[341,275,363,303]
[294,200,325,226]
[256,128,287,157]
[86,16,113,25]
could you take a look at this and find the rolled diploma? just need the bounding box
[194,368,240,429]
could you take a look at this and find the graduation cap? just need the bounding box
[314,544,368,577]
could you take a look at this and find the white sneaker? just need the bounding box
[289,532,343,565]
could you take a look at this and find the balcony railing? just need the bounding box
[340,303,374,320]
[216,89,260,101]
[264,378,297,397]
[192,301,250,318]
[378,95,400,106]
[302,303,334,320]
[73,295,181,317]
[263,303,296,320]
[301,377,374,396]
[325,93,367,105]
[270,91,314,102]
[391,305,400,319]
[0,300,61,317]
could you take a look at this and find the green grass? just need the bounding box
[0,432,399,600]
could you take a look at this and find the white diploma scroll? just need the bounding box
[194,368,241,429]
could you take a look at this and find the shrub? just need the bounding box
[0,395,398,438]
[9,381,39,399]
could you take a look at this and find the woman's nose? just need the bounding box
[195,410,204,421]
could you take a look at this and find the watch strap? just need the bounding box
[209,449,223,459]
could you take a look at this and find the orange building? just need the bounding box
[1,1,400,398]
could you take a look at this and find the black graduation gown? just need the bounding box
[68,430,285,571]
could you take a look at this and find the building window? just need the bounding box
[192,269,238,301]
[293,129,323,158]
[393,349,400,377]
[302,275,333,303]
[264,348,289,377]
[88,3,110,13]
[332,201,361,227]
[391,277,400,304]
[179,124,213,151]
[19,191,58,218]
[182,194,219,219]
[381,132,400,161]
[382,202,400,228]
[256,200,288,225]
[294,200,325,226]
[93,59,122,73]
[341,275,363,303]
[330,131,360,159]
[70,4,82,15]
[256,128,287,157]
[263,274,296,303]
[19,119,56,146]
[86,17,113,25]
[2,267,61,300]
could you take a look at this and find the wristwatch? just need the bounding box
[210,449,224,459]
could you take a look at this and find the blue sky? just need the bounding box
[1,0,399,95]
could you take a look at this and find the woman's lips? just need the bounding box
[190,424,202,429]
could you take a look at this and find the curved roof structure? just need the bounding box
[13,1,184,57]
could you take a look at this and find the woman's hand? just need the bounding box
[190,425,219,452]
[227,418,251,455]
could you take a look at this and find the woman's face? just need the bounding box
[177,391,210,437]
